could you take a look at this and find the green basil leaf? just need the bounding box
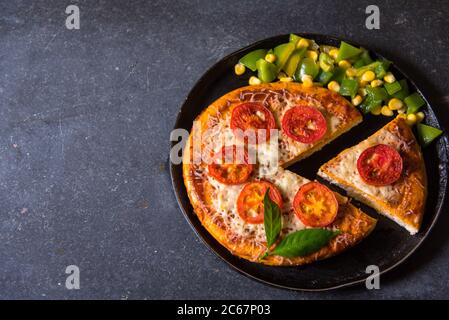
[270,229,340,257]
[263,190,282,248]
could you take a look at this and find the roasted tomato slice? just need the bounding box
[230,102,276,143]
[357,144,403,186]
[208,145,253,185]
[281,105,327,144]
[237,181,283,224]
[293,182,338,227]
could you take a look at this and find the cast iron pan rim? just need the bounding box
[169,33,449,291]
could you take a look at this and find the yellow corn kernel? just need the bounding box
[381,106,394,116]
[319,55,333,72]
[327,80,340,92]
[297,38,310,49]
[352,95,363,106]
[280,76,293,83]
[277,71,287,79]
[234,63,246,76]
[388,98,404,110]
[358,88,367,97]
[406,113,417,126]
[383,72,396,84]
[305,50,318,62]
[301,75,314,87]
[397,113,407,119]
[397,107,407,114]
[265,53,276,63]
[296,38,310,49]
[249,76,262,85]
[358,80,369,88]
[361,70,376,82]
[346,68,357,77]
[302,80,314,88]
[338,60,351,69]
[371,106,382,115]
[301,74,313,82]
[329,48,339,60]
[371,79,384,88]
[416,111,425,122]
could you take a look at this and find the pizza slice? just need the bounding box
[232,82,363,166]
[318,116,427,234]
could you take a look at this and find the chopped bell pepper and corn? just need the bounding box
[234,34,443,147]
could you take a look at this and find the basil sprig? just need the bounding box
[262,190,340,259]
[263,190,282,248]
[269,229,340,257]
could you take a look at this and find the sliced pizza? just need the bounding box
[183,82,376,265]
[318,116,427,234]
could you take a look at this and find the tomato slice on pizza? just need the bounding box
[357,144,403,186]
[293,181,338,227]
[237,181,283,224]
[282,105,327,144]
[208,145,253,185]
[230,102,276,143]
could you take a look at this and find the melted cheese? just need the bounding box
[268,91,343,163]
[319,130,403,202]
[208,168,307,243]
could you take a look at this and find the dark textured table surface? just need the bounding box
[0,0,448,299]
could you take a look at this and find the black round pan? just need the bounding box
[169,33,448,291]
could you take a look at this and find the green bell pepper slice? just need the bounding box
[239,49,267,72]
[417,123,443,147]
[317,70,334,85]
[353,59,366,68]
[374,59,391,79]
[294,57,319,81]
[336,41,362,62]
[318,52,334,72]
[360,48,373,65]
[374,64,387,79]
[366,86,389,102]
[360,95,383,114]
[405,92,426,114]
[392,79,409,100]
[284,47,307,77]
[353,49,372,68]
[381,59,392,71]
[289,34,301,44]
[339,78,359,98]
[256,59,277,83]
[384,81,402,95]
[330,67,346,83]
[274,42,296,71]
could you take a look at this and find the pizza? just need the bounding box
[182,82,377,266]
[318,116,427,234]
